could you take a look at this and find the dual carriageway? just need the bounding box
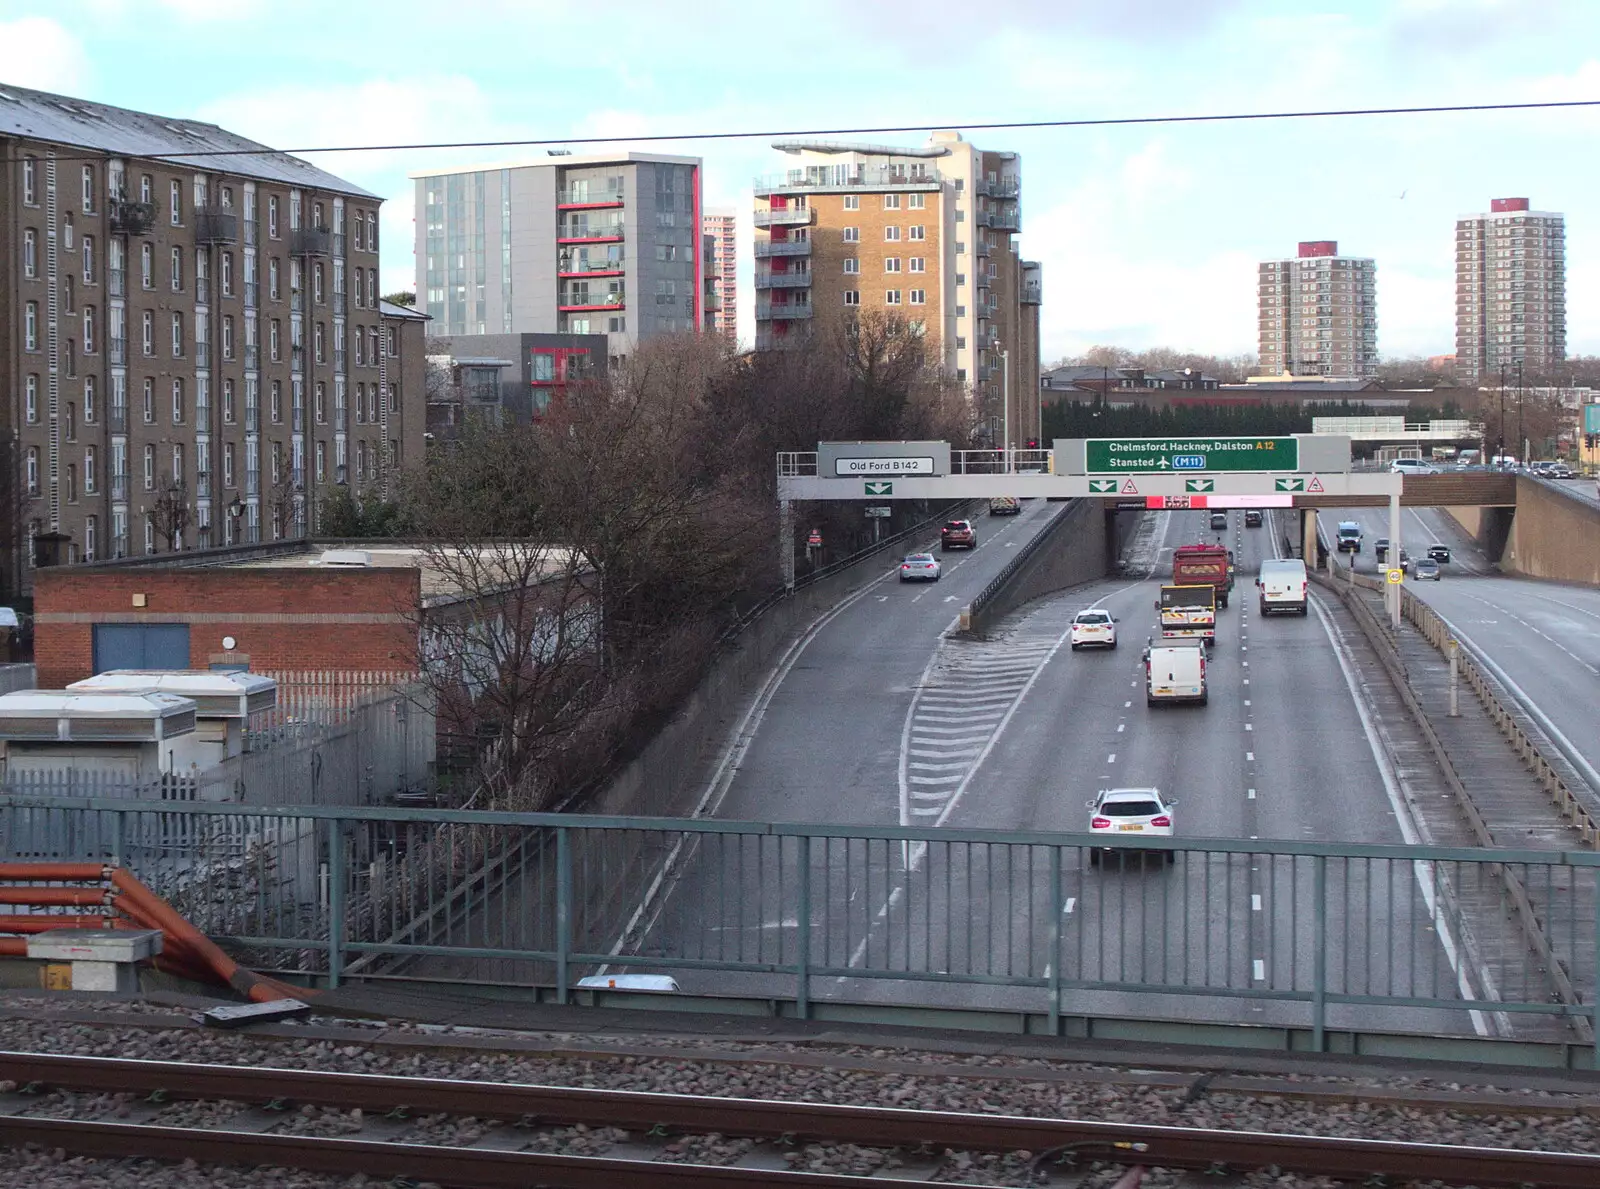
[633,486,1600,1044]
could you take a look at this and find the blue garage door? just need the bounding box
[92,623,191,674]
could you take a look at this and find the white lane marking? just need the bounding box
[877,595,889,602]
[1244,723,1253,732]
[1448,589,1600,677]
[1116,723,1125,732]
[1106,753,1117,764]
[911,592,925,603]
[909,760,970,772]
[909,774,964,786]
[910,789,955,800]
[943,595,958,602]
[611,542,937,968]
[1311,592,1498,1037]
[1063,897,1077,915]
[1251,895,1262,912]
[1243,678,1250,685]
[1124,700,1132,708]
[1246,752,1254,761]
[915,710,1007,724]
[1247,787,1257,799]
[912,724,1000,736]
[910,746,982,758]
[1253,959,1266,981]
[1244,700,1251,706]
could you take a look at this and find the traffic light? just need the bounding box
[1025,437,1039,449]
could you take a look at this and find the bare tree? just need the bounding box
[150,482,191,552]
[266,473,302,541]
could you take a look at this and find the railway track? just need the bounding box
[2,1050,1598,1187]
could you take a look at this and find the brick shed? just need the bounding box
[33,546,421,689]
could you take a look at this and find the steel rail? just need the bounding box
[1,1051,1598,1186]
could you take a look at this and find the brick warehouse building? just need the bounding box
[1,84,425,602]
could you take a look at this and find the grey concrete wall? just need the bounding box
[1504,477,1600,584]
[966,500,1116,634]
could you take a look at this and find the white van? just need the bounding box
[1257,558,1308,616]
[1144,638,1207,706]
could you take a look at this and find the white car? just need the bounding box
[1070,608,1118,650]
[1390,458,1439,475]
[899,552,942,582]
[1087,787,1177,865]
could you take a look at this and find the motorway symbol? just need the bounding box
[1171,454,1206,470]
[1090,479,1118,493]
[865,481,893,496]
[1307,475,1325,493]
[1185,478,1215,492]
[1120,478,1139,494]
[1275,478,1305,492]
[1386,568,1404,585]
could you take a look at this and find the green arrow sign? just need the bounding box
[1185,478,1215,492]
[1083,436,1299,474]
[1089,479,1117,493]
[1275,478,1305,492]
[865,481,893,496]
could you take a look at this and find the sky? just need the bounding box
[4,0,1599,363]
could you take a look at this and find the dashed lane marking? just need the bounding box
[1252,895,1262,911]
[1247,787,1256,799]
[1253,959,1267,981]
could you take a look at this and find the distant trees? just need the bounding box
[1047,346,1257,384]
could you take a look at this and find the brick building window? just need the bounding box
[23,229,36,277]
[25,376,39,423]
[25,302,39,351]
[143,377,155,422]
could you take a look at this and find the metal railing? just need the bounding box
[756,301,813,320]
[754,270,811,289]
[108,267,126,298]
[108,406,127,433]
[110,475,128,501]
[754,239,812,258]
[108,339,127,365]
[559,224,625,241]
[754,167,941,192]
[753,206,814,228]
[1,798,1594,1050]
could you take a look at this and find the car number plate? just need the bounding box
[1117,824,1143,832]
[1155,686,1171,695]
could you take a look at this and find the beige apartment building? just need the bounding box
[1257,241,1377,378]
[753,133,1042,446]
[1455,197,1566,383]
[1,84,417,598]
[702,209,737,342]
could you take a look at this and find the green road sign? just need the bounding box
[1089,479,1118,493]
[1084,437,1299,474]
[865,481,893,496]
[1185,478,1215,492]
[1275,478,1305,492]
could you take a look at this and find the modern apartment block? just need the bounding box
[0,84,405,597]
[1455,197,1566,382]
[1257,241,1377,378]
[752,133,1042,446]
[412,153,703,360]
[702,209,737,341]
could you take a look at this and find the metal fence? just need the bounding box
[2,800,1595,1051]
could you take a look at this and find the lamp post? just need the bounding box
[1000,347,1010,472]
[1516,360,1525,465]
[1497,364,1507,464]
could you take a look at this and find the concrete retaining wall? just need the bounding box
[1503,478,1600,585]
[966,501,1121,635]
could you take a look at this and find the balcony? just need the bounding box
[196,473,211,498]
[334,349,347,373]
[291,291,304,313]
[292,346,305,372]
[246,470,260,497]
[195,206,239,245]
[109,199,157,237]
[109,406,127,433]
[111,475,129,502]
[754,206,814,228]
[244,344,259,371]
[244,281,258,309]
[291,226,332,256]
[558,225,625,244]
[195,402,210,433]
[108,339,126,365]
[292,406,304,433]
[978,178,1020,199]
[754,270,811,289]
[333,232,345,258]
[754,239,811,258]
[973,240,992,257]
[558,291,625,311]
[108,267,126,298]
[979,210,1020,232]
[244,406,259,433]
[195,342,210,369]
[195,276,209,305]
[559,189,624,209]
[754,166,941,195]
[756,301,813,321]
[1021,283,1041,305]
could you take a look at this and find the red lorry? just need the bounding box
[1171,542,1235,609]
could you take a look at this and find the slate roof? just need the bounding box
[0,83,376,199]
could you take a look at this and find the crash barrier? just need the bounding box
[963,500,1104,634]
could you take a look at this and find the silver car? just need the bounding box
[898,552,942,582]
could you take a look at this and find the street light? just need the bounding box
[1000,347,1010,471]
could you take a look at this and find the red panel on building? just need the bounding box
[1490,197,1530,213]
[1297,241,1338,258]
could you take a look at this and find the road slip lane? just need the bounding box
[1325,503,1600,786]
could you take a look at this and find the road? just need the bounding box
[1322,501,1600,788]
[630,504,1511,1038]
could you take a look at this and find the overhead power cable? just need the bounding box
[51,97,1600,162]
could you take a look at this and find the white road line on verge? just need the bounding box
[1311,592,1499,1037]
